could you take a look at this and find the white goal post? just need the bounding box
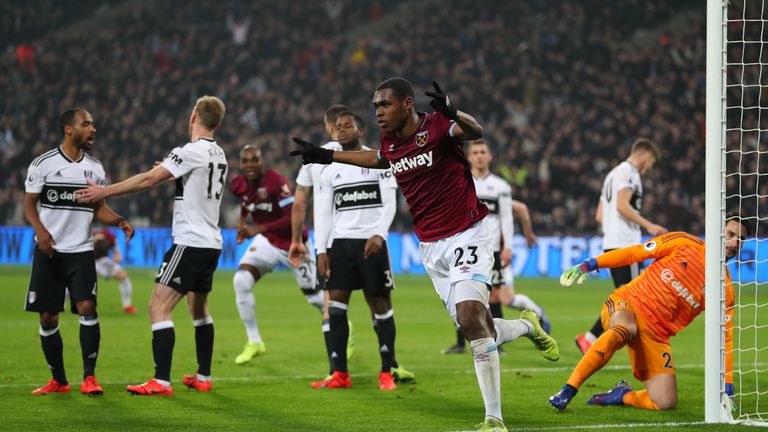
[706,0,768,425]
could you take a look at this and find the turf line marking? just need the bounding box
[3,362,766,389]
[452,421,708,432]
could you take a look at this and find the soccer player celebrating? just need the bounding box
[230,145,321,364]
[575,139,668,355]
[310,111,405,390]
[76,96,227,396]
[291,78,558,432]
[93,228,137,314]
[25,108,134,396]
[548,215,748,411]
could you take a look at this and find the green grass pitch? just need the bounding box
[0,266,761,431]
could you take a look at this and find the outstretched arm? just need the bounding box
[76,165,174,203]
[290,137,389,169]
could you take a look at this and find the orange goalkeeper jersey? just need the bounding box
[595,232,735,340]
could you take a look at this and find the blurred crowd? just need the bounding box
[2,0,763,236]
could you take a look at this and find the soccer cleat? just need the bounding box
[521,310,560,361]
[575,333,593,356]
[539,311,552,334]
[379,371,397,391]
[123,305,138,314]
[587,380,632,406]
[183,374,212,392]
[81,375,103,396]
[391,366,416,383]
[441,344,466,354]
[475,417,507,432]
[548,384,578,412]
[347,320,356,361]
[234,341,266,365]
[310,371,351,389]
[126,378,174,396]
[32,379,70,395]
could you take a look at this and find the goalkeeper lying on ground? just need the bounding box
[548,213,751,411]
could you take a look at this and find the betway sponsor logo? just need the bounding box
[335,190,378,206]
[391,151,433,174]
[661,269,701,309]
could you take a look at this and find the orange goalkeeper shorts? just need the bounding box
[600,290,675,382]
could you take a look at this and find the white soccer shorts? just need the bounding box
[238,234,316,289]
[95,256,122,279]
[419,217,494,319]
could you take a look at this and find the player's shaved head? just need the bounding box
[240,145,261,157]
[337,111,365,131]
[376,77,415,101]
[59,108,87,135]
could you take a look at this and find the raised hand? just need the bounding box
[289,137,334,165]
[424,81,458,120]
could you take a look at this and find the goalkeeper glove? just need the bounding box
[560,258,599,287]
[289,137,334,165]
[424,81,458,120]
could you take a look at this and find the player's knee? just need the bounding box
[75,300,96,316]
[233,270,255,297]
[652,393,677,410]
[114,269,128,280]
[39,313,59,328]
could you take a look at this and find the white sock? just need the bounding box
[155,378,171,387]
[585,332,598,343]
[304,291,324,312]
[233,270,262,343]
[118,278,133,308]
[509,294,543,316]
[470,337,503,422]
[493,318,532,346]
[196,373,211,382]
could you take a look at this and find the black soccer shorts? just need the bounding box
[326,239,394,294]
[25,248,97,314]
[155,244,221,295]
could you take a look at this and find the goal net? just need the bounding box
[707,0,768,425]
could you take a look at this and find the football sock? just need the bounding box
[39,323,67,385]
[233,270,262,342]
[152,321,175,382]
[489,302,503,319]
[374,310,396,372]
[589,318,604,339]
[567,325,631,389]
[470,337,502,422]
[328,301,349,372]
[118,277,133,308]
[322,319,333,375]
[623,390,659,410]
[304,291,324,312]
[493,318,532,346]
[509,294,544,316]
[79,314,100,378]
[193,316,214,377]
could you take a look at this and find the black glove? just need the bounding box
[424,81,458,120]
[289,137,334,165]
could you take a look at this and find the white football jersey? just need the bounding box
[473,173,513,252]
[600,160,643,249]
[160,137,228,249]
[295,141,342,249]
[25,147,106,253]
[316,160,397,246]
